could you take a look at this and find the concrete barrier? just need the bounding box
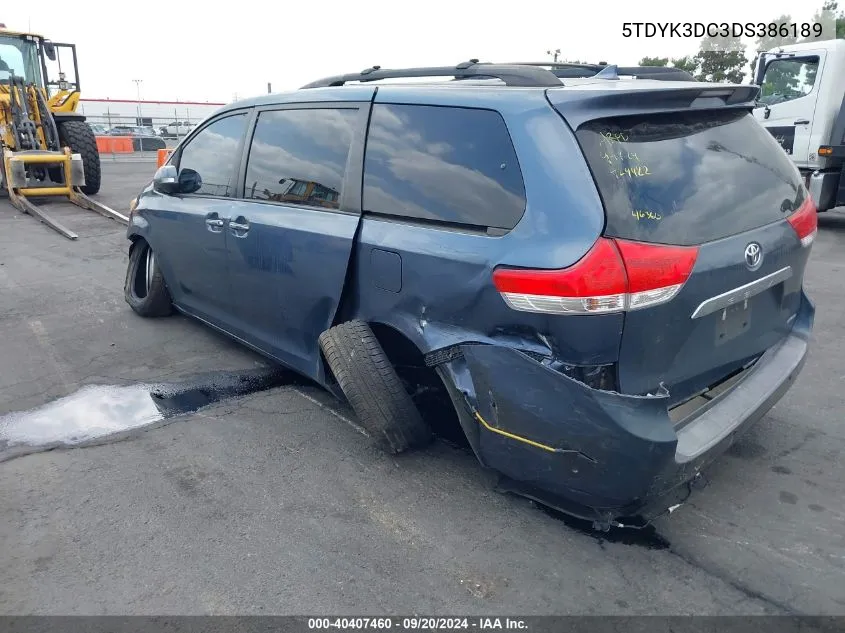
[96,136,134,153]
[157,148,174,168]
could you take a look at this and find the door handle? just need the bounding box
[229,216,250,237]
[205,214,225,233]
[794,119,810,125]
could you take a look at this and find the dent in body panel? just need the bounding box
[351,228,625,366]
[435,344,676,510]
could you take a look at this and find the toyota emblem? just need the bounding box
[744,242,763,271]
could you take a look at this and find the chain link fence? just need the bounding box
[84,111,207,162]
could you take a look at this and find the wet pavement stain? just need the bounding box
[727,439,767,459]
[538,504,671,550]
[778,490,799,505]
[0,366,295,462]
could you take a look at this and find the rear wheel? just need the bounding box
[124,240,173,317]
[57,120,101,195]
[319,320,432,454]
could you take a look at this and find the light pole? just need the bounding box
[132,79,143,125]
[546,48,561,63]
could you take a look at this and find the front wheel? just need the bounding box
[124,240,173,317]
[57,120,101,195]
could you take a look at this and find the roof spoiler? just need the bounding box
[548,84,762,128]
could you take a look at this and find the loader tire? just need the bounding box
[318,320,432,454]
[124,240,173,317]
[58,120,101,195]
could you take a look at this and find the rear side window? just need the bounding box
[243,108,357,210]
[363,104,526,230]
[576,110,806,246]
[177,113,247,197]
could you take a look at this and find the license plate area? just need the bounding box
[716,299,752,345]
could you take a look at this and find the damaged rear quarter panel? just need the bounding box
[455,344,677,509]
[344,90,680,511]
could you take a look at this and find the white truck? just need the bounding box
[753,39,845,211]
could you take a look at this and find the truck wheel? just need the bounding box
[319,320,432,454]
[124,240,173,317]
[58,120,101,195]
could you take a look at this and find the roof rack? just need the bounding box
[300,60,563,89]
[501,61,696,82]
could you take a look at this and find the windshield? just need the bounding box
[0,35,43,84]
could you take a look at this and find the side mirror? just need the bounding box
[753,54,768,87]
[178,168,202,194]
[152,165,179,194]
[43,40,56,61]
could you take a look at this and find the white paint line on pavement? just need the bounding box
[292,387,369,437]
[0,267,18,290]
[28,319,74,392]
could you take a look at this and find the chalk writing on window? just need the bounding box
[598,133,652,179]
[632,210,662,221]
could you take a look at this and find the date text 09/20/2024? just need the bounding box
[621,22,825,38]
[307,617,527,630]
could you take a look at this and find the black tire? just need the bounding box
[124,240,173,317]
[319,320,432,454]
[57,120,101,195]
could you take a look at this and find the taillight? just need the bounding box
[492,238,699,315]
[615,239,698,311]
[786,196,818,248]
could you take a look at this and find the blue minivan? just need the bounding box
[125,62,816,528]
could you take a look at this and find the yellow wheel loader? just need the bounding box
[0,23,127,239]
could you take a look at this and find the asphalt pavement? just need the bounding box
[0,162,843,615]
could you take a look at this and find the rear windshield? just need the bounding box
[575,110,806,246]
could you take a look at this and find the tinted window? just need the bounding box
[243,108,358,210]
[576,110,806,246]
[178,113,247,197]
[363,104,526,229]
[760,57,819,106]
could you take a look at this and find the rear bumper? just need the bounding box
[439,291,814,521]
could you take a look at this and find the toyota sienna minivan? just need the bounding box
[124,62,816,528]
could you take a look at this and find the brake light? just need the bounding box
[786,196,817,248]
[615,240,699,310]
[493,238,699,315]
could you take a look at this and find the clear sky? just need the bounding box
[2,0,830,103]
